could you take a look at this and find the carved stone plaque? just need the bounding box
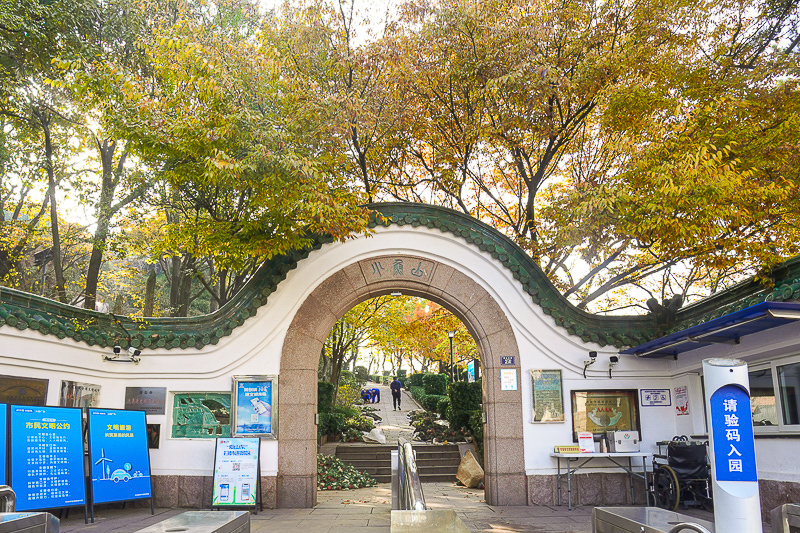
[358,255,436,285]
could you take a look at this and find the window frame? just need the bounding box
[749,354,800,435]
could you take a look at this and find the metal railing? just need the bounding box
[394,439,426,511]
[667,524,713,533]
[0,486,16,512]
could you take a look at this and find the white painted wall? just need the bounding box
[1,224,798,483]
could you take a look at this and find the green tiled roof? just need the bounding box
[1,203,798,350]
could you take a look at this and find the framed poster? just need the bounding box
[125,387,167,415]
[675,386,690,416]
[60,381,101,407]
[212,438,260,508]
[530,370,564,423]
[171,392,231,438]
[87,409,153,509]
[0,375,48,405]
[9,405,87,512]
[500,369,518,391]
[232,376,277,438]
[571,390,640,440]
[640,388,671,407]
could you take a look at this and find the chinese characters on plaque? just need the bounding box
[125,387,167,415]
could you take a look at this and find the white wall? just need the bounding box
[1,224,798,483]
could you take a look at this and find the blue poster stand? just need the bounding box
[0,404,7,486]
[8,405,88,522]
[87,408,154,522]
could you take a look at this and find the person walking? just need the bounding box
[390,377,403,411]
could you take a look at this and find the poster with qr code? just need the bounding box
[232,376,277,438]
[212,438,259,507]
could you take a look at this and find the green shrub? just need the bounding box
[332,404,360,418]
[446,406,472,432]
[318,381,335,413]
[437,397,450,419]
[421,394,447,412]
[423,374,448,396]
[407,373,426,388]
[318,412,346,437]
[397,369,408,379]
[468,409,484,456]
[354,366,369,382]
[448,380,482,411]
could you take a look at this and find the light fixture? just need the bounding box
[390,291,402,297]
[103,344,141,364]
[583,351,597,378]
[608,355,619,378]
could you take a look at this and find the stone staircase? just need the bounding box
[334,444,462,483]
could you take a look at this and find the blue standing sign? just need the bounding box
[87,409,153,505]
[9,405,86,511]
[709,384,757,482]
[0,404,6,485]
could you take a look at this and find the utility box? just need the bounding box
[606,431,640,453]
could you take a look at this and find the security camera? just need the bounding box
[583,351,598,378]
[609,355,619,366]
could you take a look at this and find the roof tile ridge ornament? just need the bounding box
[2,203,799,350]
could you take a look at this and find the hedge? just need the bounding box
[447,380,482,431]
[407,373,426,388]
[318,381,335,413]
[468,409,484,456]
[437,397,450,419]
[423,374,448,395]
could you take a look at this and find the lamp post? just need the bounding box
[447,330,455,382]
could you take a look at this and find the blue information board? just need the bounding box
[9,405,86,511]
[0,404,6,485]
[709,384,758,482]
[87,409,152,504]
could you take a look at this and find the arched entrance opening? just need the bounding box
[277,254,527,508]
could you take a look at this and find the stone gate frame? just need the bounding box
[278,254,527,507]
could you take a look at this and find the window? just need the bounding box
[747,357,800,434]
[778,362,800,426]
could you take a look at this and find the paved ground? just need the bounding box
[56,486,772,533]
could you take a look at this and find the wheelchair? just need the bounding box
[651,436,713,512]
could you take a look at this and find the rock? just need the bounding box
[362,428,386,444]
[456,450,484,489]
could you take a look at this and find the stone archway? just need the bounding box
[278,254,527,508]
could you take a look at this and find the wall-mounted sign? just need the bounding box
[9,405,86,512]
[87,409,153,506]
[212,438,260,507]
[0,404,6,485]
[171,392,231,439]
[640,388,671,407]
[709,385,757,482]
[500,356,515,366]
[125,387,167,415]
[675,386,690,416]
[531,370,564,423]
[60,381,101,408]
[0,375,48,406]
[232,376,277,439]
[571,390,640,440]
[500,369,518,391]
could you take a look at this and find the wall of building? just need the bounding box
[1,223,798,510]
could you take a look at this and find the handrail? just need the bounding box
[0,485,16,512]
[667,523,713,533]
[397,439,426,511]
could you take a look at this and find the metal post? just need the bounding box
[447,331,455,382]
[703,358,763,532]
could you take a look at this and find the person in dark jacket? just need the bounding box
[390,377,402,410]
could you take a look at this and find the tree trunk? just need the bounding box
[40,110,67,303]
[144,270,156,316]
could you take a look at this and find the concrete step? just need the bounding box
[334,443,463,483]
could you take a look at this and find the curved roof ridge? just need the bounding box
[0,202,797,350]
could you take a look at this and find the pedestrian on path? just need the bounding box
[390,377,402,410]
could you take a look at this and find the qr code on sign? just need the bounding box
[251,414,259,423]
[232,463,240,471]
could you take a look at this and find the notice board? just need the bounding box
[87,408,153,506]
[9,405,86,512]
[212,438,260,508]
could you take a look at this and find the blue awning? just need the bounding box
[620,302,800,358]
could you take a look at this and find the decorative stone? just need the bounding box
[456,450,484,489]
